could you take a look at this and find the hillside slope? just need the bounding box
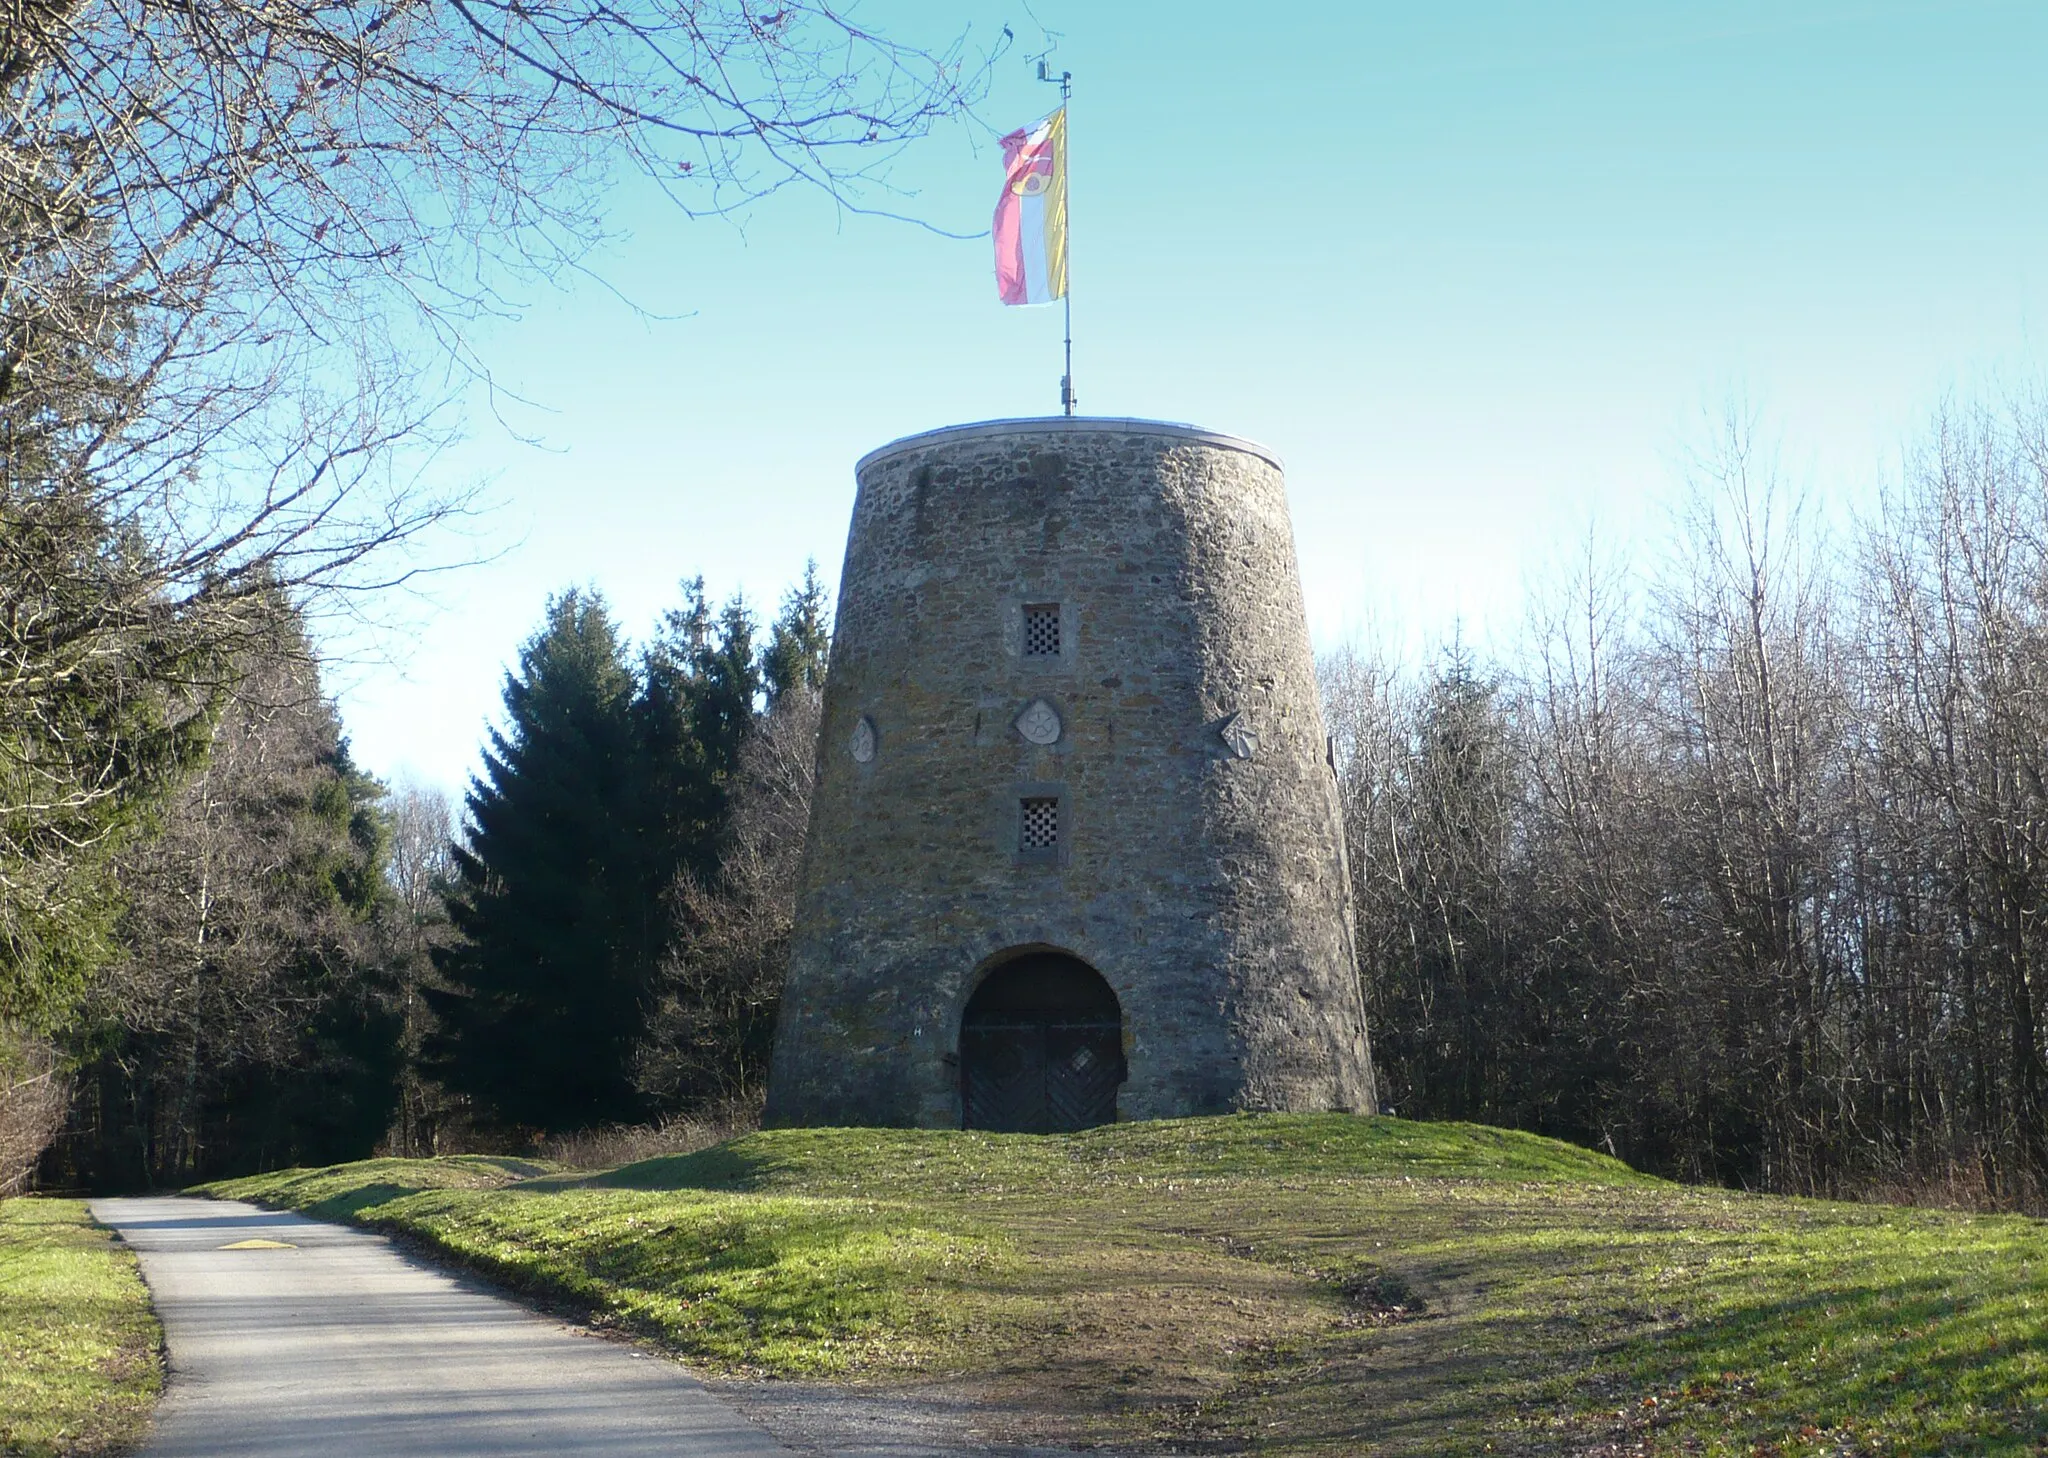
[202,1115,2047,1456]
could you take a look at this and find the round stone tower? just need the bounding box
[763,418,1375,1130]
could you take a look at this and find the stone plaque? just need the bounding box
[850,715,877,763]
[1219,711,1259,761]
[1016,698,1062,746]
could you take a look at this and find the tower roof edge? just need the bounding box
[855,416,1283,477]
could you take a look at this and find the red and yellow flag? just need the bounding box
[993,109,1067,306]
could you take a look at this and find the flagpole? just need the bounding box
[1041,62,1074,416]
[1061,270,1074,417]
[1061,70,1073,417]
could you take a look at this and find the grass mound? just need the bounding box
[197,1114,2048,1456]
[0,1198,161,1458]
[202,1153,556,1222]
[581,1112,1657,1196]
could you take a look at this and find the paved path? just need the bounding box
[92,1196,798,1457]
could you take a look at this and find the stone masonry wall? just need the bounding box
[763,418,1376,1127]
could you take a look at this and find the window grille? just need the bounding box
[1023,603,1062,658]
[1020,796,1060,851]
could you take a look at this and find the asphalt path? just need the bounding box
[92,1195,800,1457]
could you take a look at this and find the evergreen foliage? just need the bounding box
[0,152,222,1038]
[637,578,762,905]
[637,573,829,1112]
[2,0,970,1183]
[762,562,831,706]
[46,609,403,1189]
[429,590,647,1132]
[0,491,217,1038]
[431,568,830,1134]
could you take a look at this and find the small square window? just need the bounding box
[1019,796,1060,851]
[1023,603,1061,658]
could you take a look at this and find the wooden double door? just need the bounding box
[960,953,1125,1133]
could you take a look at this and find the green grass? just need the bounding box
[201,1153,559,1221]
[198,1115,2048,1456]
[576,1113,1652,1195]
[0,1199,161,1458]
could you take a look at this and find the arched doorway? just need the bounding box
[960,952,1125,1132]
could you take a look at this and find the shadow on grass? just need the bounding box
[570,1142,783,1194]
[1613,1269,2048,1426]
[194,1155,559,1220]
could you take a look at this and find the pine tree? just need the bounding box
[761,561,831,707]
[428,575,817,1133]
[428,590,645,1131]
[618,582,761,1033]
[638,580,761,881]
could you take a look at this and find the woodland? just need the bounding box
[0,0,988,1191]
[3,2,2047,1218]
[1328,405,2048,1213]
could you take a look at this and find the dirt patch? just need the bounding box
[708,1375,1118,1457]
[708,1227,1342,1455]
[712,1226,1347,1455]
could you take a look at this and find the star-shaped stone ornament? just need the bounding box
[1015,698,1063,746]
[1219,711,1259,760]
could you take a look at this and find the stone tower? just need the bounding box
[763,418,1374,1130]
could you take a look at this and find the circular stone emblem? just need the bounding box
[850,715,877,763]
[1015,698,1062,746]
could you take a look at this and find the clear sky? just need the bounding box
[335,0,2048,797]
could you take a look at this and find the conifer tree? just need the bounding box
[762,562,831,707]
[622,583,763,1023]
[430,575,819,1133]
[429,590,645,1131]
[634,582,758,890]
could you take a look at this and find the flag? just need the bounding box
[993,108,1067,306]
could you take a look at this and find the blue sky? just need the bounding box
[337,0,2048,795]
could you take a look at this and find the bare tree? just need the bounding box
[387,782,456,928]
[1514,531,1664,1154]
[636,680,819,1113]
[1860,399,2048,1204]
[1,0,996,1035]
[1316,398,2048,1212]
[382,779,459,1154]
[2,0,999,658]
[0,1029,63,1193]
[2,0,998,551]
[1641,411,1854,1188]
[1320,636,1415,1102]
